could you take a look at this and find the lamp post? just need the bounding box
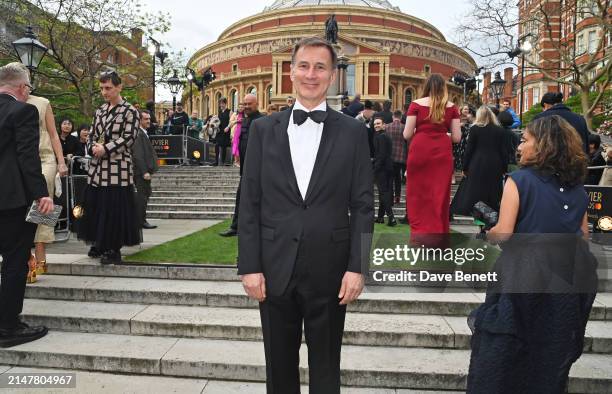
[12,25,48,87]
[337,55,349,97]
[167,69,183,112]
[147,37,168,103]
[508,33,534,123]
[186,67,196,114]
[490,71,507,109]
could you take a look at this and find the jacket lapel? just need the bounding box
[274,108,303,202]
[304,107,339,202]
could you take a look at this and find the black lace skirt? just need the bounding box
[76,185,142,251]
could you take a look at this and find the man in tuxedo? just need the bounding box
[133,110,159,230]
[238,37,374,393]
[0,62,54,347]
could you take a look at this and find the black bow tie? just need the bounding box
[292,109,328,126]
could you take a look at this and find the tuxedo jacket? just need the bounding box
[0,94,48,211]
[238,107,374,296]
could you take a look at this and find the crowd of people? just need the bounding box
[0,33,603,393]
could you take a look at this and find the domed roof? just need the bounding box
[264,0,400,12]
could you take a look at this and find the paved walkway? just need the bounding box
[46,219,221,256]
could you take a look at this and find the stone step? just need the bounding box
[0,366,433,394]
[147,204,236,213]
[18,299,612,353]
[0,331,610,392]
[151,186,239,191]
[151,190,237,198]
[146,211,233,219]
[23,275,612,320]
[147,197,265,205]
[152,180,240,187]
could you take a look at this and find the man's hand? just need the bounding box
[338,271,365,305]
[240,273,266,302]
[92,143,106,158]
[143,173,151,181]
[37,197,54,215]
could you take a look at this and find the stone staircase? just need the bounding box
[0,256,608,392]
[147,166,471,223]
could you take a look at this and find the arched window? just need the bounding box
[404,88,413,107]
[215,92,222,111]
[388,86,394,101]
[266,85,273,105]
[247,86,257,96]
[204,95,210,118]
[229,89,239,112]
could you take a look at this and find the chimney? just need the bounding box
[503,67,514,101]
[482,71,491,105]
[130,28,144,48]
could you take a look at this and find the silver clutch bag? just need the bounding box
[25,201,63,227]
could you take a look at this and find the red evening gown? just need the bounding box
[405,102,460,243]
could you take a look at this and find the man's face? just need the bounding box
[191,111,198,119]
[100,80,121,102]
[502,101,510,111]
[363,108,374,119]
[15,80,32,102]
[290,46,336,106]
[177,105,183,113]
[140,113,151,129]
[373,119,385,132]
[287,97,294,106]
[220,102,227,111]
[243,96,257,115]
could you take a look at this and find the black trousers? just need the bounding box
[392,162,405,200]
[259,248,347,394]
[230,147,246,231]
[134,176,152,226]
[0,206,36,329]
[215,144,228,165]
[375,170,394,219]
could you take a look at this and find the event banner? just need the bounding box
[149,135,183,159]
[585,185,612,231]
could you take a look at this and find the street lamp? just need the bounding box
[336,55,349,97]
[490,71,507,109]
[167,69,183,112]
[508,33,535,123]
[186,67,196,113]
[12,26,48,86]
[148,37,168,103]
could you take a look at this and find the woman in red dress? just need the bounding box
[403,74,461,244]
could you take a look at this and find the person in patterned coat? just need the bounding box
[76,71,142,264]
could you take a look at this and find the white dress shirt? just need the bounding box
[287,100,326,199]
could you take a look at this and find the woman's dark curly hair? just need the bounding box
[521,115,587,186]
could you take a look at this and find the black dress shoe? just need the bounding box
[219,228,238,237]
[375,218,385,224]
[142,221,157,229]
[88,246,102,258]
[388,218,398,227]
[0,323,48,348]
[399,216,409,225]
[101,250,122,265]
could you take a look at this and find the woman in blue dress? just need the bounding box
[467,115,598,393]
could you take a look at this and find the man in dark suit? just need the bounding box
[372,116,396,226]
[219,93,263,237]
[214,98,231,166]
[533,92,590,154]
[0,62,54,348]
[238,37,374,393]
[134,110,159,229]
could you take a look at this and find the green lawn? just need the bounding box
[126,219,499,270]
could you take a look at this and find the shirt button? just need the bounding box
[560,188,564,192]
[564,205,569,210]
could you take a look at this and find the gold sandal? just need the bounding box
[27,255,37,284]
[36,260,47,275]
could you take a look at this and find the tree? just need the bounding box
[1,0,171,119]
[456,0,611,127]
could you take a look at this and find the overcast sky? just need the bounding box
[140,0,472,100]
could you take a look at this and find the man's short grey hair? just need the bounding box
[0,62,30,88]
